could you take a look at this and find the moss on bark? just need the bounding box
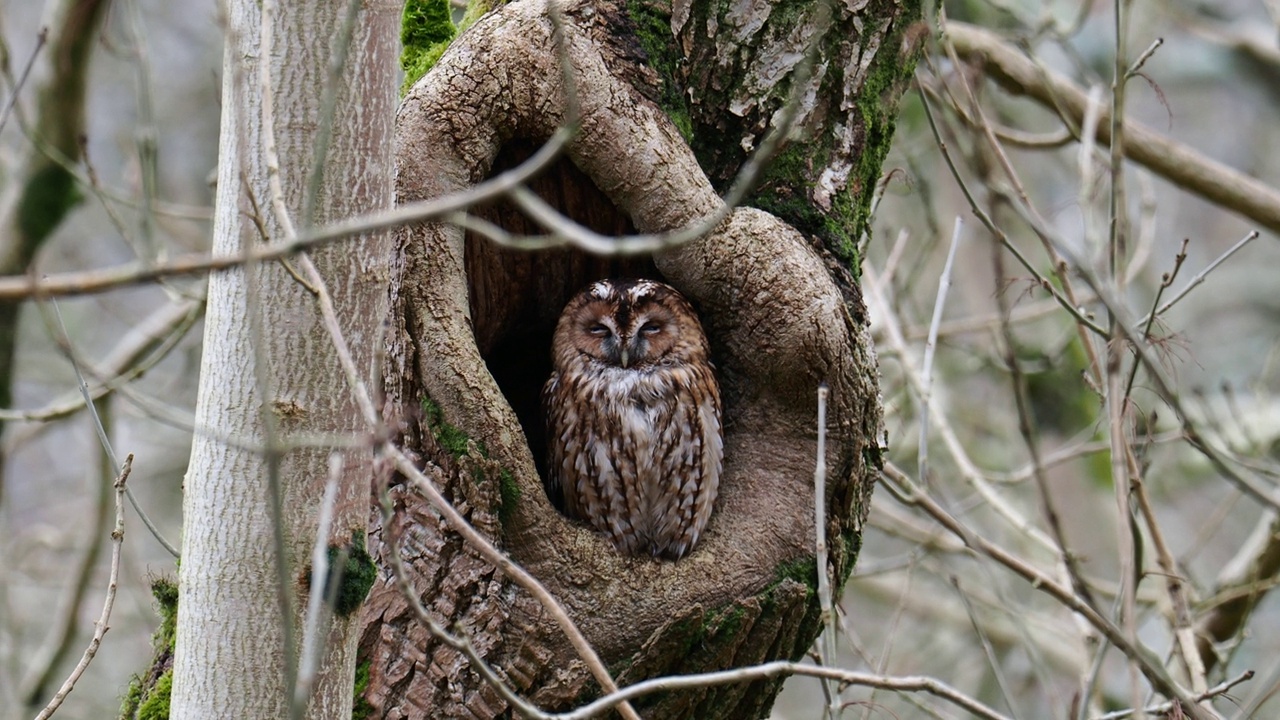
[118,578,178,720]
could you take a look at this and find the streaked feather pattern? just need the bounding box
[543,279,722,559]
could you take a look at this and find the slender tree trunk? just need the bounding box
[171,1,397,717]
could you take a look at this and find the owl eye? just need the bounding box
[588,323,611,337]
[639,323,662,336]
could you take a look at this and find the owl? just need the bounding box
[542,278,723,560]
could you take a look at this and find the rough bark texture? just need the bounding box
[359,0,919,717]
[171,1,399,718]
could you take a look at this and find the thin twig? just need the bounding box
[990,432,1181,485]
[1124,37,1163,79]
[1126,445,1205,693]
[32,454,131,720]
[292,453,344,719]
[918,217,963,487]
[44,299,180,557]
[813,384,838,718]
[126,0,160,262]
[565,660,1015,720]
[0,26,45,134]
[1107,340,1141,716]
[1123,238,1187,403]
[79,134,140,256]
[1146,231,1261,321]
[880,462,1209,719]
[0,295,203,425]
[858,555,919,720]
[1092,670,1254,720]
[897,295,1098,342]
[17,397,115,705]
[951,577,1024,718]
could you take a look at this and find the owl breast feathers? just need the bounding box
[542,278,723,560]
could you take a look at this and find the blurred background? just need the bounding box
[777,0,1280,717]
[0,1,216,717]
[0,0,1277,718]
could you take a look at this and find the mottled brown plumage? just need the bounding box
[542,279,723,560]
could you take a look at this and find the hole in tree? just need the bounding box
[464,140,661,504]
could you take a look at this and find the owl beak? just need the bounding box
[620,347,630,368]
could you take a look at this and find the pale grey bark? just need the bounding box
[171,1,398,717]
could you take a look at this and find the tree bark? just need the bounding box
[171,1,398,718]
[360,0,919,717]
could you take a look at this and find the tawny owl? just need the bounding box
[542,278,723,560]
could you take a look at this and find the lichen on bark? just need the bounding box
[663,0,924,282]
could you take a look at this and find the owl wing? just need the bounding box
[541,372,567,509]
[648,363,723,559]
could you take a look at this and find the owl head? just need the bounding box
[551,279,711,371]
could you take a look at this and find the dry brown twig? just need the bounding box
[943,21,1280,235]
[879,462,1213,718]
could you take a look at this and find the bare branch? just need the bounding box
[945,22,1280,235]
[0,26,45,134]
[813,384,838,717]
[567,661,1015,720]
[1092,670,1255,720]
[880,462,1210,719]
[31,454,131,720]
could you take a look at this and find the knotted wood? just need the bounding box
[359,0,919,716]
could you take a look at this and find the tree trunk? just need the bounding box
[171,1,398,717]
[360,0,919,717]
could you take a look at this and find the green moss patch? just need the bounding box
[133,671,171,720]
[421,397,474,459]
[497,468,521,524]
[400,0,457,95]
[17,164,82,247]
[119,577,178,720]
[352,659,374,719]
[305,532,377,617]
[420,396,521,521]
